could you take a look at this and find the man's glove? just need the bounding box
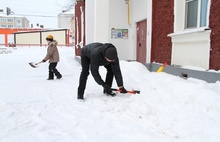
[119,87,127,93]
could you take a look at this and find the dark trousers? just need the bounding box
[77,55,113,99]
[48,62,62,79]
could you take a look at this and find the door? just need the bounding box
[136,20,147,64]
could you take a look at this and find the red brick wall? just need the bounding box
[151,0,174,64]
[75,0,85,56]
[209,0,220,70]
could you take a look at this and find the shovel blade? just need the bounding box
[29,62,38,68]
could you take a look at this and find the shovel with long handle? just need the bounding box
[111,88,140,94]
[29,61,43,68]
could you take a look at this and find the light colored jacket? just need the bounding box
[43,40,59,63]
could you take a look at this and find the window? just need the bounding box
[1,19,6,22]
[7,19,13,22]
[185,0,209,29]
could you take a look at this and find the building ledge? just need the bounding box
[146,63,220,83]
[168,27,210,37]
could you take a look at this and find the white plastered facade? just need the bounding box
[169,0,211,69]
[85,0,151,61]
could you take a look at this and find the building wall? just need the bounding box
[169,0,211,69]
[58,13,74,29]
[42,31,67,44]
[0,28,39,46]
[85,0,94,44]
[16,32,40,44]
[130,0,150,62]
[108,0,131,60]
[85,0,149,61]
[57,12,75,45]
[151,0,174,65]
[209,0,220,70]
[75,0,85,56]
[171,31,210,68]
[14,30,68,45]
[0,15,29,28]
[80,0,220,70]
[93,0,109,42]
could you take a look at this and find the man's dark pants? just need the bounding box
[77,55,113,99]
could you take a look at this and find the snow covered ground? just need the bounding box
[0,46,220,142]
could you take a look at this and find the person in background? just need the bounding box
[39,35,62,80]
[77,42,127,100]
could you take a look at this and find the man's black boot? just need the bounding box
[104,90,116,97]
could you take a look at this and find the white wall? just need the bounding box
[58,14,73,29]
[85,0,150,61]
[174,0,185,32]
[108,0,132,60]
[94,0,109,42]
[85,0,94,44]
[170,30,211,69]
[169,0,211,69]
[108,0,149,61]
[131,0,148,23]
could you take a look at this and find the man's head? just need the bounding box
[46,35,53,42]
[105,47,118,62]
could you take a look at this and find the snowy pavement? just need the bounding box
[0,46,220,142]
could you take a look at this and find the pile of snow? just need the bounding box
[0,46,220,142]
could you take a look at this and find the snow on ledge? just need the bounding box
[168,27,210,37]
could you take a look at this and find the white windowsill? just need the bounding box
[168,27,210,37]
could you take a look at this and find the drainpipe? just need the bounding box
[125,0,131,25]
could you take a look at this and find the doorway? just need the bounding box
[136,20,147,64]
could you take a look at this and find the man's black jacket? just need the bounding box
[81,42,123,87]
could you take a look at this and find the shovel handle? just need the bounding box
[111,88,140,94]
[37,61,43,65]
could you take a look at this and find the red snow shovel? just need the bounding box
[111,88,140,94]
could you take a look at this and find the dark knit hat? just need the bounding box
[105,48,118,60]
[46,35,53,41]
